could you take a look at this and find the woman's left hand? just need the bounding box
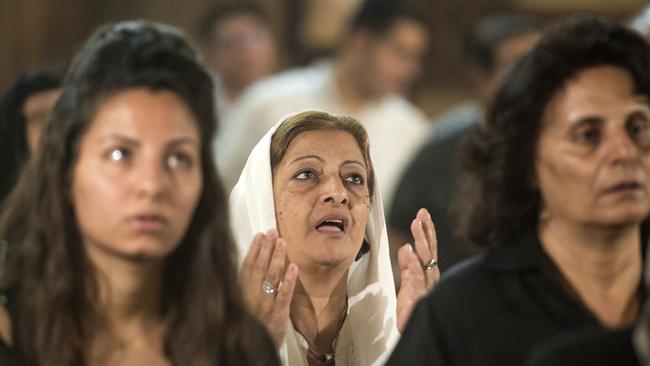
[396,208,440,333]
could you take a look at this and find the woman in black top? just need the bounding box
[387,16,650,366]
[0,21,278,365]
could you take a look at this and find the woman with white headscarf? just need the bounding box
[229,110,438,365]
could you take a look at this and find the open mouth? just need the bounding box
[315,218,346,233]
[604,181,642,194]
[607,181,641,192]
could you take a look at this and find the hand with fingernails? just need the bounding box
[396,208,440,333]
[240,229,299,348]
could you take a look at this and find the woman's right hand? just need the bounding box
[240,229,299,348]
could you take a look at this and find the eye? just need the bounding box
[108,148,130,162]
[294,169,316,180]
[573,125,601,146]
[167,153,193,169]
[344,174,365,186]
[626,112,650,146]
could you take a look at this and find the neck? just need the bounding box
[222,81,244,103]
[538,219,642,327]
[87,247,165,339]
[291,269,348,354]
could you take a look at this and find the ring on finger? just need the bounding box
[422,257,438,271]
[262,280,277,294]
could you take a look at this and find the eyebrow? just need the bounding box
[99,134,199,148]
[289,155,366,169]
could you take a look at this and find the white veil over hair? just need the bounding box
[229,111,400,366]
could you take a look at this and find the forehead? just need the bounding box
[551,65,639,109]
[213,13,266,35]
[282,130,365,163]
[382,18,428,44]
[87,88,199,138]
[544,65,641,120]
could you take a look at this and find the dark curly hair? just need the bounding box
[0,21,277,365]
[456,16,650,248]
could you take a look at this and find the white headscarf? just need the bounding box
[229,112,399,366]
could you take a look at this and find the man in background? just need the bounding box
[198,1,278,179]
[216,0,431,206]
[388,14,542,275]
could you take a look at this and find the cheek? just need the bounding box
[174,171,203,226]
[352,204,370,238]
[72,162,122,233]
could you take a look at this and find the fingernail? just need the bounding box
[266,228,277,238]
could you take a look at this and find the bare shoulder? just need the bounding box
[0,305,12,346]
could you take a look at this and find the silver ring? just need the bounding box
[262,280,277,294]
[422,258,438,271]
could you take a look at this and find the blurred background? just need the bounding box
[1,0,646,117]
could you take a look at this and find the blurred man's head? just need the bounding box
[199,1,277,99]
[464,14,542,102]
[341,0,429,99]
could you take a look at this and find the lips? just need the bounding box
[602,180,644,196]
[130,213,167,233]
[315,215,348,233]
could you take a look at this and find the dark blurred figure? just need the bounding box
[388,14,541,275]
[0,68,63,203]
[198,1,277,122]
[387,16,650,366]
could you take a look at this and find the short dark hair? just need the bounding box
[463,14,541,73]
[456,16,650,247]
[198,1,270,43]
[348,0,429,37]
[0,20,275,365]
[0,67,64,202]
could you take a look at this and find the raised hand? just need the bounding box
[240,229,299,347]
[396,208,440,333]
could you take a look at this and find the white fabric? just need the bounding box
[229,115,400,366]
[217,60,430,211]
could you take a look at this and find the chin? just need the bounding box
[118,240,179,262]
[597,207,650,227]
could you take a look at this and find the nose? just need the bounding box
[606,128,639,166]
[136,157,168,200]
[321,175,348,206]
